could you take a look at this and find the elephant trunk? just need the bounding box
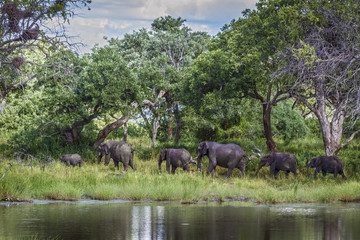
[158,156,163,170]
[104,154,110,166]
[196,155,202,171]
[254,166,262,176]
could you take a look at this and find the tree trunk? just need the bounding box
[165,94,173,140]
[0,98,6,114]
[174,102,181,145]
[167,105,173,141]
[93,115,130,149]
[123,121,128,142]
[151,116,160,148]
[63,109,99,144]
[262,103,278,152]
[317,105,344,156]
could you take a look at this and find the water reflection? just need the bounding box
[0,202,359,239]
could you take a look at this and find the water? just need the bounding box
[0,200,359,239]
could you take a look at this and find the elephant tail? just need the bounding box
[132,148,150,158]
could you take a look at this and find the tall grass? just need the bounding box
[0,156,359,204]
[0,134,359,204]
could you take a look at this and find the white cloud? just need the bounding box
[66,0,257,53]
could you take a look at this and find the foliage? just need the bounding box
[278,0,360,155]
[271,100,309,140]
[0,0,91,112]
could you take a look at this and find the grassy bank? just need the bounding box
[0,158,359,204]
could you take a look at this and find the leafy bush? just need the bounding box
[271,101,309,140]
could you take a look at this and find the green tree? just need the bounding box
[108,17,210,148]
[187,0,303,152]
[0,0,91,113]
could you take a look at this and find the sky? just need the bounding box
[66,0,258,53]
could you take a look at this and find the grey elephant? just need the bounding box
[306,156,346,179]
[98,141,120,164]
[98,141,136,171]
[60,154,82,167]
[197,142,248,178]
[158,148,197,174]
[254,152,297,178]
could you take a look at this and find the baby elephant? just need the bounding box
[306,156,346,179]
[159,148,197,174]
[255,152,298,178]
[60,154,82,167]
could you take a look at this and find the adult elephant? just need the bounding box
[306,156,346,179]
[98,141,136,171]
[197,142,248,178]
[254,152,297,178]
[158,148,197,174]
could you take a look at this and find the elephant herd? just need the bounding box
[60,140,347,179]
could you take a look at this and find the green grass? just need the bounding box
[0,157,359,204]
[0,135,359,204]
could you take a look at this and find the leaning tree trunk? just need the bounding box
[93,115,130,149]
[262,103,278,152]
[63,108,99,144]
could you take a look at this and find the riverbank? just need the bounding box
[0,159,359,204]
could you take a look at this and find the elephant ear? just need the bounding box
[314,158,322,167]
[160,149,167,160]
[265,155,275,166]
[201,143,208,156]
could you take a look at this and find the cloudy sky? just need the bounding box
[66,0,258,53]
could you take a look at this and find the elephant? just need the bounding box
[254,152,297,178]
[306,156,346,179]
[60,154,82,167]
[197,142,248,178]
[98,140,120,164]
[99,141,136,171]
[158,148,197,174]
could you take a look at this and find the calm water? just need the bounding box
[0,200,359,239]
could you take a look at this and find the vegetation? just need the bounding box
[1,0,360,204]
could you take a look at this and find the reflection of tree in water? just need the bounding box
[323,215,341,240]
[2,204,360,239]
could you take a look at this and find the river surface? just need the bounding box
[0,200,359,239]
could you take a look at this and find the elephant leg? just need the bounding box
[183,164,190,172]
[314,170,319,179]
[285,171,289,179]
[123,162,128,171]
[274,169,279,179]
[340,171,346,179]
[322,170,327,177]
[226,168,233,178]
[207,164,216,176]
[171,165,177,174]
[129,158,136,171]
[211,168,216,177]
[115,161,120,170]
[238,162,245,177]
